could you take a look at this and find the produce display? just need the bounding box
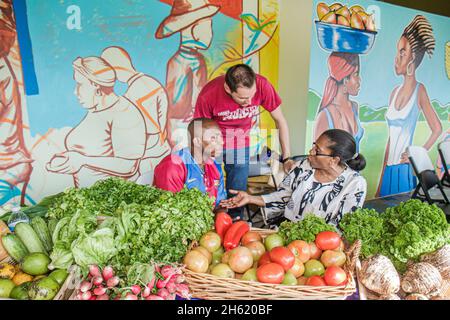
[316,2,376,32]
[183,214,350,288]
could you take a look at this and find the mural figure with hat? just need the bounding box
[0,0,33,205]
[376,15,442,197]
[101,46,171,174]
[155,0,220,149]
[46,56,147,188]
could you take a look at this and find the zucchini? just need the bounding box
[30,217,53,253]
[1,234,29,262]
[14,223,47,254]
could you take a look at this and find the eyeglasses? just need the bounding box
[310,142,335,158]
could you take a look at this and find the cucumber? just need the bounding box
[1,234,29,262]
[30,217,53,253]
[14,223,47,254]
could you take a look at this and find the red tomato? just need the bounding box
[305,275,326,286]
[269,247,295,271]
[256,263,285,284]
[287,240,311,263]
[315,231,341,251]
[258,252,272,267]
[241,232,262,246]
[309,242,322,260]
[324,266,348,286]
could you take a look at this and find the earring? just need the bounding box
[406,62,414,76]
[96,89,101,96]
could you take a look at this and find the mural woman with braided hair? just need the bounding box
[376,15,442,197]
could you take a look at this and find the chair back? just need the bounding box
[407,146,434,175]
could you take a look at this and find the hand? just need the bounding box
[400,152,410,164]
[283,159,296,173]
[219,190,251,209]
[46,151,85,174]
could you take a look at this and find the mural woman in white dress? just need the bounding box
[377,15,442,197]
[46,56,147,188]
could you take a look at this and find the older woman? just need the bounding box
[220,129,367,227]
[46,56,147,187]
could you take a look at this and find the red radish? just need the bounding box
[142,286,151,298]
[166,293,176,300]
[106,276,120,288]
[102,266,114,281]
[166,281,177,294]
[89,296,97,300]
[76,292,83,300]
[92,276,104,286]
[157,288,170,299]
[131,285,141,295]
[156,279,167,289]
[161,265,178,279]
[147,278,156,289]
[175,284,190,299]
[124,293,138,300]
[146,295,164,300]
[172,274,185,284]
[89,265,101,278]
[81,291,92,300]
[79,280,93,293]
[93,286,107,296]
[96,294,109,300]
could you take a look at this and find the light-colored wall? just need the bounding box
[279,0,313,157]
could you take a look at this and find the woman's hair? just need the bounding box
[319,52,360,111]
[402,15,435,68]
[73,56,117,91]
[321,129,366,171]
[225,64,256,92]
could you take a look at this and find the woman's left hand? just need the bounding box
[283,159,296,173]
[47,151,85,174]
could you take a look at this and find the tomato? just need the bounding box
[315,231,341,251]
[297,276,308,285]
[269,247,295,271]
[264,234,284,251]
[228,247,254,273]
[258,251,272,267]
[288,258,305,278]
[324,266,347,286]
[306,275,326,286]
[245,241,266,261]
[287,240,311,263]
[309,242,322,260]
[256,263,285,284]
[210,263,235,279]
[200,231,222,253]
[304,259,325,277]
[183,250,209,273]
[192,246,212,265]
[320,250,346,267]
[241,232,262,246]
[338,239,345,251]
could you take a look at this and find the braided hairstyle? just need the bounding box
[402,15,435,68]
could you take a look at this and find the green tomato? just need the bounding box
[264,234,284,251]
[304,259,325,277]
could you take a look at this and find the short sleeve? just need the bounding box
[153,155,187,192]
[194,93,213,119]
[259,76,282,112]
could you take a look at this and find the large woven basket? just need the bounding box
[183,228,360,300]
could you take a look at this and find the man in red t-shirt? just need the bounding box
[194,64,295,220]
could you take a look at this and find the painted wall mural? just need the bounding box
[307,0,450,199]
[0,0,280,205]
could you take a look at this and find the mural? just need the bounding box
[307,0,450,199]
[0,0,280,205]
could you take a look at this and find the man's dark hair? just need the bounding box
[225,64,256,92]
[188,118,219,143]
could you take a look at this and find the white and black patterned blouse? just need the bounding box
[261,159,367,227]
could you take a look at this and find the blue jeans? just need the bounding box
[222,148,250,220]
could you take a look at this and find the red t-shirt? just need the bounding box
[194,74,282,149]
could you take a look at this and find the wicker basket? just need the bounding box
[0,256,80,300]
[183,228,361,300]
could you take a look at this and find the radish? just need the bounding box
[89,265,101,278]
[93,286,107,296]
[175,284,190,299]
[142,286,151,298]
[89,296,97,300]
[131,285,141,295]
[166,293,176,300]
[161,265,178,279]
[146,295,164,300]
[147,278,156,289]
[92,276,104,286]
[102,266,114,281]
[124,293,138,300]
[96,294,109,300]
[171,274,185,284]
[81,291,92,300]
[157,288,170,299]
[166,280,177,294]
[79,280,93,293]
[106,276,120,288]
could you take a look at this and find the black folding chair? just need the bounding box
[408,146,449,205]
[438,140,450,188]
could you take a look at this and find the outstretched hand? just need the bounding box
[219,190,251,209]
